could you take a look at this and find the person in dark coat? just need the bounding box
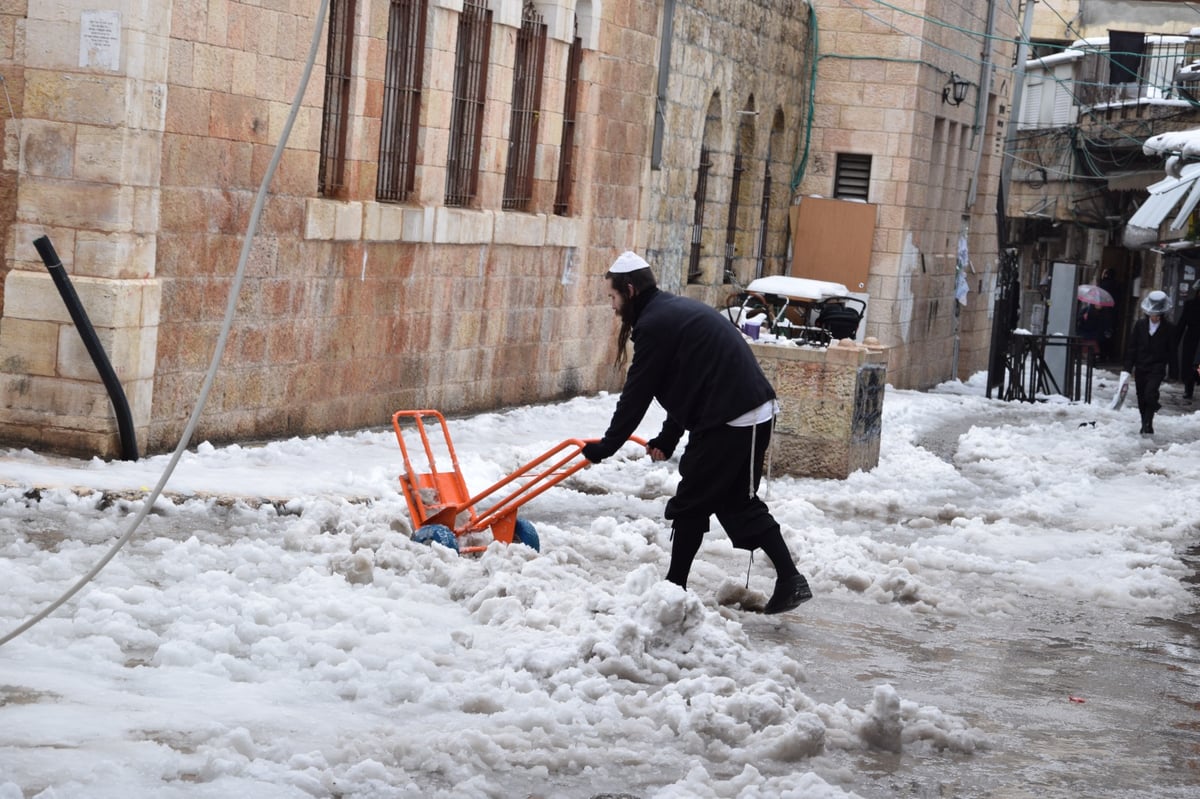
[1124,290,1177,435]
[582,251,812,615]
[1076,303,1104,356]
[1175,284,1200,400]
[1097,268,1121,361]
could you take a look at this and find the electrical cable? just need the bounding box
[0,0,331,648]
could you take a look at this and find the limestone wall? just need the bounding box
[799,0,1016,389]
[0,0,166,454]
[0,0,1008,458]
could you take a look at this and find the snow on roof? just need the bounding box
[1069,34,1190,48]
[1025,49,1085,69]
[1143,128,1200,158]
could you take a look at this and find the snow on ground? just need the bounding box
[0,371,1197,798]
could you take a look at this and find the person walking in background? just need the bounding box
[582,251,813,615]
[1076,302,1104,357]
[1097,268,1121,361]
[1175,284,1200,401]
[1124,290,1178,435]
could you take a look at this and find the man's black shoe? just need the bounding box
[764,574,813,614]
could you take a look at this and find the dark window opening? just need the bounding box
[553,25,582,216]
[503,3,547,211]
[319,0,358,196]
[723,149,744,282]
[756,161,771,280]
[377,0,427,202]
[446,0,491,207]
[688,146,711,284]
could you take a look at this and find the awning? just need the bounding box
[1123,160,1200,231]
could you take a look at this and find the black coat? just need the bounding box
[592,288,776,459]
[1124,317,1177,375]
[1177,298,1200,363]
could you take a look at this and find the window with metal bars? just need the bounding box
[502,3,546,211]
[445,0,491,207]
[834,153,872,201]
[756,161,771,280]
[723,149,744,282]
[377,0,427,202]
[687,146,711,284]
[318,0,357,196]
[553,25,582,216]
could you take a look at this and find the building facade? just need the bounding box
[1004,0,1200,362]
[0,0,1011,458]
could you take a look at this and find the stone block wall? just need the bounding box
[640,0,809,297]
[146,0,614,453]
[0,0,1003,459]
[801,0,1016,389]
[0,0,167,455]
[752,338,887,479]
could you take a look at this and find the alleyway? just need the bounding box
[1,373,1197,798]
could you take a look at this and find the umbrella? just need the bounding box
[1077,284,1115,307]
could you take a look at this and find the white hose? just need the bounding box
[0,0,331,647]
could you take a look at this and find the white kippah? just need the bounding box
[609,251,650,274]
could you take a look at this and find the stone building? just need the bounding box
[1004,0,1200,365]
[795,0,1015,389]
[0,0,1012,458]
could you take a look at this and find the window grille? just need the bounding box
[687,146,711,284]
[756,163,771,280]
[445,0,491,207]
[503,3,547,211]
[553,28,582,216]
[319,0,358,196]
[834,153,871,201]
[723,149,744,281]
[377,0,427,202]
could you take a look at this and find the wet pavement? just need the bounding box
[762,562,1200,798]
[770,391,1200,799]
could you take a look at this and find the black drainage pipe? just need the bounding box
[33,235,139,461]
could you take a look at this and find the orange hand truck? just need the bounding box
[392,409,646,555]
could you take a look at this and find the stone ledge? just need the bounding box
[304,199,584,248]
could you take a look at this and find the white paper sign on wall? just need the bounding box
[80,11,121,71]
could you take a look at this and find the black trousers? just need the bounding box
[1182,334,1199,395]
[664,418,778,551]
[1134,364,1166,422]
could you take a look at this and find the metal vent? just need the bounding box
[834,153,872,202]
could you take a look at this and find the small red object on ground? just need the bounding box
[1068,696,1086,703]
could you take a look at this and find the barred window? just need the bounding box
[688,146,711,284]
[723,149,744,282]
[319,0,358,196]
[553,23,582,216]
[502,3,547,211]
[756,160,771,280]
[445,0,491,207]
[377,0,427,202]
